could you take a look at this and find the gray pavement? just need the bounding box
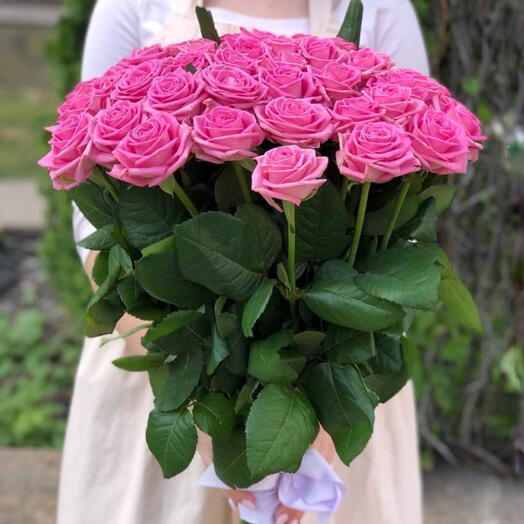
[0,4,61,27]
[0,448,523,524]
[0,180,45,231]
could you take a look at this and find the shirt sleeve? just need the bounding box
[74,0,141,266]
[373,0,430,75]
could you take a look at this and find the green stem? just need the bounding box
[172,177,198,217]
[283,201,296,292]
[380,180,412,251]
[232,162,252,204]
[340,178,353,203]
[347,182,371,266]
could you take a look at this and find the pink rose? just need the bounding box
[111,60,162,102]
[110,113,192,187]
[263,35,300,56]
[254,97,333,148]
[369,69,450,103]
[238,27,276,41]
[222,34,268,62]
[192,106,265,163]
[119,44,167,67]
[336,122,420,183]
[331,37,357,55]
[163,51,211,72]
[314,62,362,102]
[433,96,486,161]
[347,48,393,79]
[144,71,206,121]
[364,84,425,125]
[259,65,323,101]
[166,38,218,56]
[57,80,100,121]
[261,50,308,69]
[407,109,470,174]
[201,64,268,109]
[252,145,328,210]
[214,46,259,75]
[38,112,94,190]
[330,95,386,138]
[87,100,143,167]
[298,36,343,70]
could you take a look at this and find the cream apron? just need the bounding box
[57,2,423,523]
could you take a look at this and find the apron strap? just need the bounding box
[308,0,334,36]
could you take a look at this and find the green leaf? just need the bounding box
[144,310,203,345]
[418,184,456,214]
[213,429,261,489]
[156,348,203,412]
[325,325,375,364]
[294,181,348,262]
[235,378,259,415]
[135,251,214,309]
[174,212,267,301]
[70,181,115,228]
[248,330,297,384]
[292,331,327,356]
[439,276,482,333]
[112,352,165,372]
[305,362,374,465]
[85,299,124,337]
[303,260,404,332]
[246,385,318,478]
[363,193,419,236]
[77,224,115,250]
[195,6,221,44]
[355,245,441,309]
[235,204,282,269]
[116,275,166,321]
[119,186,185,249]
[92,251,109,286]
[208,326,230,375]
[146,408,197,478]
[194,393,235,438]
[396,198,438,243]
[215,166,243,211]
[147,315,208,356]
[141,235,176,257]
[337,0,363,44]
[369,332,402,374]
[242,279,276,337]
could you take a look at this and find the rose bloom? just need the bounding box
[252,145,328,210]
[432,96,486,161]
[407,109,470,174]
[259,64,323,101]
[166,38,218,56]
[111,59,162,102]
[38,112,94,190]
[314,62,362,102]
[201,64,268,109]
[87,100,143,167]
[298,36,344,70]
[110,113,192,187]
[221,33,268,62]
[364,84,425,125]
[144,71,206,121]
[336,122,420,183]
[330,95,386,138]
[254,97,333,148]
[369,68,450,103]
[118,44,167,67]
[261,50,308,69]
[57,80,102,121]
[164,51,211,72]
[214,46,259,75]
[347,48,393,79]
[263,35,300,56]
[192,106,265,163]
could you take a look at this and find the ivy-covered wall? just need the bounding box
[41,0,523,469]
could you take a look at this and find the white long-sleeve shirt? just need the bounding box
[73,0,429,264]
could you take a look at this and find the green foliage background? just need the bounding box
[34,0,522,469]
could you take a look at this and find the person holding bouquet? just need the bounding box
[57,1,430,523]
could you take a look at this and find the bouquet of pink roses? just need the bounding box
[39,0,484,493]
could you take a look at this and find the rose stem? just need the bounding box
[232,162,252,203]
[283,201,296,292]
[340,177,353,203]
[172,176,198,217]
[347,181,371,266]
[380,179,412,251]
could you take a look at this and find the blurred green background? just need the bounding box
[0,0,522,475]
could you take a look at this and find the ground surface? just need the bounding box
[1,448,523,524]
